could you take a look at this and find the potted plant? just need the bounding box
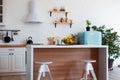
[92,25,120,70]
[86,20,91,31]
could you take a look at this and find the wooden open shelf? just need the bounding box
[54,20,73,28]
[49,10,70,13]
[49,10,70,17]
[49,8,73,28]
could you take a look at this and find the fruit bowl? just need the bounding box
[62,34,78,45]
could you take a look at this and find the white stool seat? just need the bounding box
[81,60,96,63]
[81,60,97,80]
[35,62,52,65]
[35,61,53,80]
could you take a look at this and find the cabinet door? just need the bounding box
[0,53,11,72]
[12,51,26,72]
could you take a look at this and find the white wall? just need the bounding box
[1,0,120,65]
[1,0,120,44]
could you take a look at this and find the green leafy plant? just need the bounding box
[86,20,91,26]
[92,25,120,60]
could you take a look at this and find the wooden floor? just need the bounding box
[108,67,120,80]
[0,67,120,80]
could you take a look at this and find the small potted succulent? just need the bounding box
[86,20,91,31]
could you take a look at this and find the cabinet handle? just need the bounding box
[9,53,14,55]
[25,51,27,64]
[9,53,11,55]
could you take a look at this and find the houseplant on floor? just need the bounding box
[92,25,120,71]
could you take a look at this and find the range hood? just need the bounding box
[25,0,42,23]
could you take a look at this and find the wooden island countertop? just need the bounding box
[0,44,26,47]
[26,45,108,80]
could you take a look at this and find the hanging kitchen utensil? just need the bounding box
[11,31,14,41]
[26,36,33,44]
[4,31,11,43]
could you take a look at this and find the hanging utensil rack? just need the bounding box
[0,29,20,36]
[0,29,20,32]
[0,30,20,42]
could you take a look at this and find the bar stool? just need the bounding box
[80,60,97,80]
[35,61,53,80]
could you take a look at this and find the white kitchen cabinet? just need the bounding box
[0,48,26,73]
[0,52,11,72]
[12,51,26,72]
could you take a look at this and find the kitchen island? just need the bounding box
[26,45,108,80]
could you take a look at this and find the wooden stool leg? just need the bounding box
[90,70,97,80]
[81,70,85,79]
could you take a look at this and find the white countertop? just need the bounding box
[27,44,108,48]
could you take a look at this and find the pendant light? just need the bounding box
[25,0,42,23]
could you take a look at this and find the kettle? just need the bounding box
[26,36,33,44]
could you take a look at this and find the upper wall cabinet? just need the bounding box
[0,0,4,27]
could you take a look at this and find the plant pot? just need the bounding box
[108,58,114,71]
[86,26,90,31]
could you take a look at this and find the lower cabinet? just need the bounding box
[0,48,26,73]
[12,51,26,72]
